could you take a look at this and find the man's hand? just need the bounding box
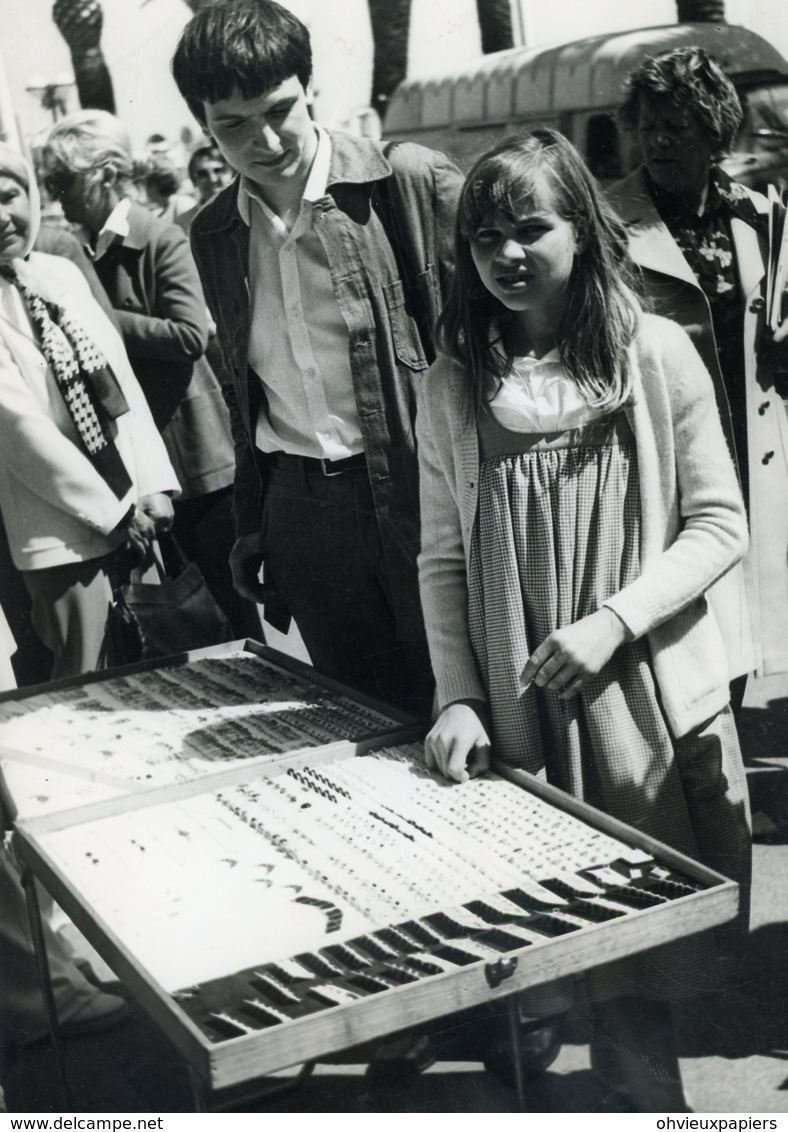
[424,701,491,784]
[230,532,267,604]
[521,607,631,699]
[138,493,174,533]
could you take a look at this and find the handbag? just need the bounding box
[104,532,234,665]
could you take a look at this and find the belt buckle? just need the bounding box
[320,457,343,477]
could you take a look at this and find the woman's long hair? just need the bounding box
[440,128,641,416]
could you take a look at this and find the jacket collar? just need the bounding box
[195,129,392,237]
[608,165,700,289]
[610,164,768,298]
[107,199,156,252]
[324,128,391,187]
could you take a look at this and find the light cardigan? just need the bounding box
[0,253,179,572]
[417,312,748,739]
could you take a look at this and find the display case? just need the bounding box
[3,646,739,1094]
[0,640,417,825]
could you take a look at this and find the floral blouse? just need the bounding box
[648,166,766,314]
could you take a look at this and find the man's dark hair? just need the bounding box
[172,0,313,127]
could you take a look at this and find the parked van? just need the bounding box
[383,23,788,189]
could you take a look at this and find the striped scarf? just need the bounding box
[1,265,132,499]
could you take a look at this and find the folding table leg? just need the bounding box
[187,1066,208,1113]
[20,863,76,1112]
[506,995,527,1112]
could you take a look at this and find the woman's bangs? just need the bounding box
[460,156,552,236]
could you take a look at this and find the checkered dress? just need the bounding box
[469,412,751,1000]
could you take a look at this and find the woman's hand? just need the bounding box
[521,607,631,699]
[124,507,157,565]
[424,701,491,784]
[139,492,174,533]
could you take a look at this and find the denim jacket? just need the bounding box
[190,130,462,638]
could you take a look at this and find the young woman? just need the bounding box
[416,128,752,1111]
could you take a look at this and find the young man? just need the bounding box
[172,0,463,716]
[177,144,232,234]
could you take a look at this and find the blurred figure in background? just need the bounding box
[42,111,262,642]
[609,47,788,696]
[144,153,196,226]
[0,141,178,679]
[177,144,232,235]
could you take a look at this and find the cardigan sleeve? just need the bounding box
[416,362,487,710]
[603,318,748,637]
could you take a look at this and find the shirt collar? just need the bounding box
[237,125,329,227]
[491,326,561,365]
[93,197,131,260]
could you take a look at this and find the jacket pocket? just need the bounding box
[383,276,431,372]
[649,594,730,738]
[165,359,235,497]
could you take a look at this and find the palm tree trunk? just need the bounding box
[52,0,115,113]
[368,0,412,120]
[475,0,515,54]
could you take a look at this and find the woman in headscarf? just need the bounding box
[0,141,179,679]
[608,46,788,698]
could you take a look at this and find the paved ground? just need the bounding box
[2,673,787,1114]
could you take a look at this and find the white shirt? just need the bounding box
[239,127,363,460]
[93,197,131,261]
[487,350,601,432]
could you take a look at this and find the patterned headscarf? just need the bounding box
[0,143,132,499]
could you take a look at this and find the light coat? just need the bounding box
[608,166,788,676]
[0,253,179,571]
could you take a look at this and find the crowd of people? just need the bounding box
[1,0,787,1113]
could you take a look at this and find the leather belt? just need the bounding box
[271,451,367,478]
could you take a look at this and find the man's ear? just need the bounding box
[100,164,118,189]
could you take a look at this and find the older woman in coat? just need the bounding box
[0,141,179,678]
[608,46,788,686]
